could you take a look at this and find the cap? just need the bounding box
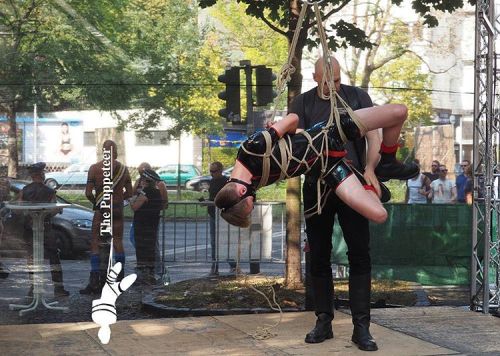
[28,162,46,174]
[141,168,161,182]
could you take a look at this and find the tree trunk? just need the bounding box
[284,0,306,289]
[7,105,18,178]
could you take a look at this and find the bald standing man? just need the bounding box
[290,56,380,351]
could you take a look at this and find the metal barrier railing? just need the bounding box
[158,201,287,265]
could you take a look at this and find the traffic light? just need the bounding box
[255,66,277,106]
[218,67,241,123]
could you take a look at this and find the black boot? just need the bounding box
[79,271,101,295]
[375,152,419,182]
[51,265,69,297]
[350,273,378,351]
[305,313,334,343]
[305,276,334,343]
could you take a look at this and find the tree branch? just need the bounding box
[304,0,351,31]
[410,51,458,74]
[255,11,286,37]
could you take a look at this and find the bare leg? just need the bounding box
[335,175,387,224]
[354,104,407,146]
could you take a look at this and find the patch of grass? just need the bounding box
[333,279,418,306]
[154,276,418,309]
[155,276,304,309]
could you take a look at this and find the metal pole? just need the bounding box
[240,60,254,136]
[33,104,37,163]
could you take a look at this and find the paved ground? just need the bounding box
[0,310,464,356]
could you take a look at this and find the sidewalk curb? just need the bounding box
[141,292,305,317]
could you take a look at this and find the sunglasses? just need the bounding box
[440,169,448,172]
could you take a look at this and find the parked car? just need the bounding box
[156,164,201,188]
[1,180,93,259]
[44,163,91,189]
[186,166,234,192]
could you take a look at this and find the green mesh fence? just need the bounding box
[331,204,473,286]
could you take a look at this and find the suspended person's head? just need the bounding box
[103,140,118,160]
[214,179,255,228]
[313,56,341,96]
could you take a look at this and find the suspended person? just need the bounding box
[129,169,163,286]
[19,163,69,298]
[215,104,418,227]
[80,140,133,295]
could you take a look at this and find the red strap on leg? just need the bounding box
[364,185,376,193]
[380,143,399,154]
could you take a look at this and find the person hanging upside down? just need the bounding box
[214,104,419,228]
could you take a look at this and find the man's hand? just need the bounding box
[364,167,381,198]
[264,120,274,129]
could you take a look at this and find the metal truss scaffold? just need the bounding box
[471,0,500,314]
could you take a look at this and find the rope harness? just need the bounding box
[243,1,367,216]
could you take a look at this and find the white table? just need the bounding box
[6,202,70,316]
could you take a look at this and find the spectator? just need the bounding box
[80,140,133,294]
[423,160,440,182]
[133,162,168,280]
[429,165,457,204]
[464,165,473,205]
[130,169,163,286]
[456,160,471,203]
[19,163,69,297]
[205,161,234,275]
[405,159,431,204]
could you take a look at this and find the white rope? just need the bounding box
[245,275,283,340]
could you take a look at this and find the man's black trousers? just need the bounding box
[303,180,372,315]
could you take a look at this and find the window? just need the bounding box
[135,131,169,146]
[84,132,95,146]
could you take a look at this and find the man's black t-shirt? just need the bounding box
[208,175,228,217]
[290,85,373,170]
[22,182,55,203]
[21,182,55,229]
[133,186,162,225]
